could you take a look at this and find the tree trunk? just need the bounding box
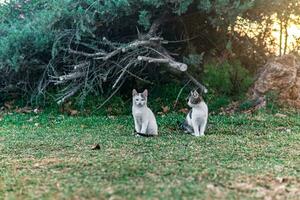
[283,19,289,55]
[279,18,283,56]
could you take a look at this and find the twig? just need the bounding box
[165,34,202,44]
[58,72,84,81]
[92,80,125,114]
[57,85,81,104]
[185,72,208,93]
[67,48,107,57]
[74,62,90,70]
[174,80,191,108]
[111,61,154,85]
[112,62,133,89]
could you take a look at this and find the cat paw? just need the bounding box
[192,133,205,137]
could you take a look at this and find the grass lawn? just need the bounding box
[0,110,300,199]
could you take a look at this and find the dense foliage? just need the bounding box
[0,0,299,105]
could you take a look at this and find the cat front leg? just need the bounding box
[140,120,149,134]
[134,117,141,133]
[200,121,207,136]
[192,122,200,137]
[199,120,207,136]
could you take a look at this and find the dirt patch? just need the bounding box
[230,174,300,200]
[32,157,63,168]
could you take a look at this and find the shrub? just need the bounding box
[203,60,253,97]
[0,0,257,105]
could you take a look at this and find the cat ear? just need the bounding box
[193,90,199,97]
[132,89,138,96]
[142,89,148,97]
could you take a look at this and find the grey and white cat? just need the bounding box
[132,89,158,136]
[181,90,208,137]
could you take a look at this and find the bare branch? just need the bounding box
[57,85,81,105]
[92,80,125,114]
[174,80,191,108]
[185,72,208,94]
[112,62,134,89]
[111,61,154,85]
[74,61,90,70]
[94,38,161,60]
[58,72,84,82]
[138,56,187,71]
[67,48,107,57]
[40,13,201,105]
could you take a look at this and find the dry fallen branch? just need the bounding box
[111,61,154,85]
[137,56,187,71]
[112,62,134,89]
[58,72,85,82]
[67,48,107,57]
[46,14,206,104]
[185,72,208,93]
[57,85,81,105]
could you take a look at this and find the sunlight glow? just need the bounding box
[272,20,300,54]
[235,15,300,55]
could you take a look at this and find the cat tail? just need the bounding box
[178,120,193,133]
[177,121,184,129]
[177,120,187,130]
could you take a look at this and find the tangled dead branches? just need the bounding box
[43,15,207,106]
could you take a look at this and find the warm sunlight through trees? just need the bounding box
[272,17,300,55]
[235,14,300,56]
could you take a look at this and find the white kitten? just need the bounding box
[182,90,208,137]
[132,89,158,136]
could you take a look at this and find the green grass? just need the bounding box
[0,111,300,199]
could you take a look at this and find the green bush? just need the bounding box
[203,60,253,97]
[0,0,257,105]
[206,94,231,112]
